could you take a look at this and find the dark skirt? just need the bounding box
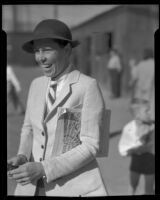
[130,152,155,175]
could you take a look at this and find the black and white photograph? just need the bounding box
[3,4,158,196]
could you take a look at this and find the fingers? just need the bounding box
[7,169,25,180]
[16,177,31,185]
[18,180,31,186]
[9,163,28,175]
[12,172,27,180]
[9,168,21,176]
[11,172,33,185]
[7,171,14,179]
[7,160,13,164]
[7,157,19,166]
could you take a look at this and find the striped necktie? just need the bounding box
[47,81,57,110]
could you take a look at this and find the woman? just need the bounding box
[7,19,109,197]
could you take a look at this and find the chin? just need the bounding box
[43,71,54,77]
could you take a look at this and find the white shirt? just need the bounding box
[46,64,72,110]
[134,59,154,100]
[107,55,122,72]
[7,65,21,92]
[118,120,154,156]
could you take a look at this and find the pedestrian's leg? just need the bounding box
[144,174,155,195]
[117,72,121,97]
[113,70,120,98]
[7,82,12,105]
[17,98,25,114]
[16,95,25,114]
[109,70,114,98]
[11,87,25,114]
[129,171,140,195]
[110,70,116,98]
[11,89,19,110]
[112,70,117,98]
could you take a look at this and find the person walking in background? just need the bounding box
[7,19,109,197]
[7,65,25,115]
[129,48,154,103]
[118,100,155,195]
[107,48,122,98]
[120,48,155,195]
[128,58,138,103]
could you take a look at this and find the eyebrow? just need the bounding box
[33,47,54,51]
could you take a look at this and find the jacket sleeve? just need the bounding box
[17,81,34,161]
[42,79,105,183]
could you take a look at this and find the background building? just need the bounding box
[71,5,158,96]
[3,4,158,96]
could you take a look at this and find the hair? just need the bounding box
[53,39,70,48]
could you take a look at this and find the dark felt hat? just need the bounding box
[22,19,80,53]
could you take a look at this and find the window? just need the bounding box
[94,32,113,54]
[105,32,113,52]
[2,5,56,32]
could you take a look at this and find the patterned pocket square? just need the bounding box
[52,107,81,156]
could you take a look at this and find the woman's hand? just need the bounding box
[7,154,27,168]
[8,162,45,185]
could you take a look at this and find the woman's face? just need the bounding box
[34,38,70,78]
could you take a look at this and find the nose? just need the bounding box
[38,51,47,63]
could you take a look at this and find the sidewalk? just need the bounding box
[97,88,146,195]
[100,87,133,135]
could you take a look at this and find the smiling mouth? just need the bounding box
[42,64,52,69]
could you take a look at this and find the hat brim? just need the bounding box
[22,37,80,53]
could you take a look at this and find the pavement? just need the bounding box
[100,85,133,134]
[7,65,145,196]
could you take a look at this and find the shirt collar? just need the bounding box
[50,63,73,85]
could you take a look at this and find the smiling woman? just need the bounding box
[33,39,71,78]
[7,19,109,197]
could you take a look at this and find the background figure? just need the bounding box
[129,48,154,102]
[7,65,25,114]
[119,101,155,195]
[149,77,155,121]
[128,58,138,103]
[107,48,122,98]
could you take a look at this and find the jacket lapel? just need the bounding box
[44,69,80,123]
[36,76,50,128]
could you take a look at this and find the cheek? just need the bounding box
[49,53,59,63]
[35,54,38,62]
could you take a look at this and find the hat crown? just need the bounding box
[22,19,80,53]
[34,19,72,41]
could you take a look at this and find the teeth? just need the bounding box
[42,65,50,68]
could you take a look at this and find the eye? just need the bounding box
[33,49,39,53]
[43,47,54,52]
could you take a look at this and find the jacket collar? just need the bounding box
[43,67,80,123]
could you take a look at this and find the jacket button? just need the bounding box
[39,158,42,161]
[42,132,44,136]
[41,145,44,149]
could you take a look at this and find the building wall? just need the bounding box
[3,5,56,32]
[71,6,132,95]
[7,32,35,66]
[3,5,56,66]
[5,5,158,96]
[120,6,158,95]
[71,5,158,96]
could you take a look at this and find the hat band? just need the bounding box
[33,32,72,43]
